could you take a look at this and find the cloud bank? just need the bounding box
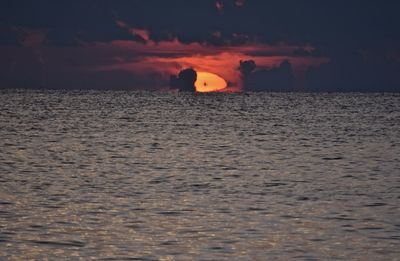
[1,0,399,91]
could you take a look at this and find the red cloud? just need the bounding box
[235,0,245,7]
[12,27,48,47]
[93,37,328,91]
[115,19,150,42]
[1,24,328,91]
[216,1,224,12]
[132,28,150,42]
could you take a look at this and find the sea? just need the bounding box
[0,90,399,260]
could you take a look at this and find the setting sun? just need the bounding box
[195,72,227,92]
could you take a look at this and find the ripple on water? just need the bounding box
[30,240,86,248]
[0,91,399,260]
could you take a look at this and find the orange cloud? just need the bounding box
[94,37,328,91]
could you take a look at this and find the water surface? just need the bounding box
[0,90,399,260]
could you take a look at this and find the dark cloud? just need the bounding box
[1,0,400,91]
[238,60,256,77]
[170,68,197,92]
[240,60,295,92]
[1,68,166,91]
[292,48,313,57]
[2,0,400,48]
[307,50,400,92]
[0,43,167,90]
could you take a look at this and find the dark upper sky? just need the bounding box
[1,0,399,92]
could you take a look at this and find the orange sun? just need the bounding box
[195,72,227,92]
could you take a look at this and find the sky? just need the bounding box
[1,0,399,92]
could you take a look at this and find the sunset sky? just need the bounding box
[1,0,399,92]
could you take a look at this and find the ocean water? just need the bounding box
[0,90,399,260]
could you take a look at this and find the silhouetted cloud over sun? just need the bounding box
[170,68,197,92]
